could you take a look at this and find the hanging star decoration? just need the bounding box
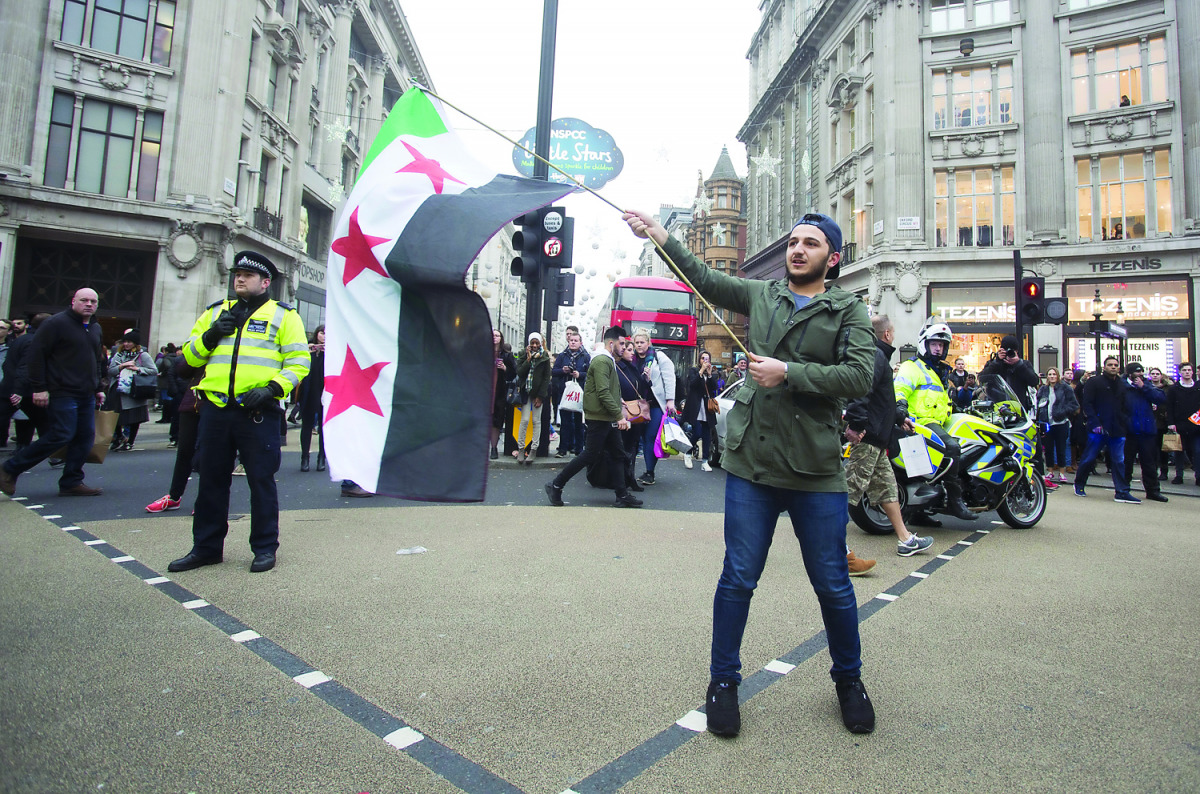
[711,223,727,245]
[325,120,351,144]
[396,141,465,194]
[693,194,713,215]
[751,148,782,180]
[331,207,389,285]
[324,348,388,422]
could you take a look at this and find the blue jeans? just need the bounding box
[558,409,584,454]
[2,392,96,489]
[711,474,860,684]
[1074,432,1130,497]
[640,403,665,474]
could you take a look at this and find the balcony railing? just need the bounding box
[840,242,856,266]
[253,206,283,240]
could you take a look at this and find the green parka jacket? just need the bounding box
[658,236,874,491]
[581,350,622,422]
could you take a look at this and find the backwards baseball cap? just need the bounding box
[231,250,279,280]
[792,212,844,280]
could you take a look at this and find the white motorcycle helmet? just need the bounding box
[917,321,953,360]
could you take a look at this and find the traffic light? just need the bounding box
[1043,296,1069,325]
[511,209,544,284]
[542,270,576,322]
[1017,276,1045,326]
[539,208,573,273]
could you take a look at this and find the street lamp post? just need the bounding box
[1115,301,1126,367]
[1090,288,1104,375]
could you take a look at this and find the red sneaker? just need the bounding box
[145,495,181,513]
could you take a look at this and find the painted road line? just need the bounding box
[83,539,105,546]
[230,630,261,643]
[144,576,169,585]
[383,727,425,750]
[675,711,707,733]
[111,556,135,563]
[875,593,900,602]
[182,599,209,610]
[293,671,331,689]
[764,659,796,675]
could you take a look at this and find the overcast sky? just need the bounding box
[400,1,762,321]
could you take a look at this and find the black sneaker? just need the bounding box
[544,482,564,507]
[1145,492,1169,502]
[637,472,655,486]
[835,678,875,734]
[705,680,740,737]
[613,493,643,508]
[628,480,645,492]
[555,450,567,458]
[1171,475,1183,485]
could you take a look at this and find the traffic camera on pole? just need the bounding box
[1017,276,1045,326]
[511,209,544,284]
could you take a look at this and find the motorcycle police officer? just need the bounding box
[894,321,977,521]
[168,251,310,573]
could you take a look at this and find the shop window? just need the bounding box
[932,64,1012,130]
[1071,35,1167,113]
[935,166,1015,248]
[1076,149,1171,240]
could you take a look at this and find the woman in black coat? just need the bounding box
[616,339,651,491]
[298,325,325,471]
[491,330,517,460]
[682,350,720,471]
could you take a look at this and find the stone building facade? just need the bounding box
[739,0,1199,377]
[0,0,431,348]
[685,147,749,369]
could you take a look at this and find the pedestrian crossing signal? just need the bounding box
[1017,277,1045,325]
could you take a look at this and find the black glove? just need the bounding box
[240,383,281,410]
[201,310,240,348]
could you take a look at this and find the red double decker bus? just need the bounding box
[600,276,697,375]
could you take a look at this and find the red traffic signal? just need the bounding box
[1017,277,1045,325]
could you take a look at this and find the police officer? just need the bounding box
[894,321,976,521]
[168,251,309,573]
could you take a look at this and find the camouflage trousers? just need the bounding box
[845,441,899,507]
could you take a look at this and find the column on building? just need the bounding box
[169,0,241,205]
[364,59,386,150]
[1020,1,1066,242]
[0,0,44,176]
[875,1,924,246]
[1177,0,1199,230]
[322,3,354,184]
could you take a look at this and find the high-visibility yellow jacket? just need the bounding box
[895,357,951,426]
[183,298,310,408]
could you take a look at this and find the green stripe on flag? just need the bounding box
[359,89,448,177]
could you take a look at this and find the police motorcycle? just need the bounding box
[849,373,1047,533]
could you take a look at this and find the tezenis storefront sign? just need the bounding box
[1090,256,1162,273]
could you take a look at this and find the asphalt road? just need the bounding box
[3,417,1199,793]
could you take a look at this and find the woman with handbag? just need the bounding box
[682,351,720,472]
[632,329,677,485]
[617,338,651,492]
[513,332,551,464]
[106,329,157,450]
[491,329,517,460]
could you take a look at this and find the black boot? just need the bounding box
[316,453,326,472]
[944,477,977,521]
[300,453,310,472]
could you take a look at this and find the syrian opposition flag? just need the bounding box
[323,88,574,501]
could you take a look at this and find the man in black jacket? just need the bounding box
[980,335,1040,410]
[0,313,52,453]
[1166,362,1199,485]
[0,290,106,497]
[1074,356,1138,503]
[844,315,933,557]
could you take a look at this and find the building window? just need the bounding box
[45,93,75,188]
[930,0,965,32]
[935,166,1015,247]
[1072,36,1167,113]
[136,109,162,200]
[76,98,137,196]
[973,0,1010,26]
[300,195,333,260]
[91,0,150,60]
[62,0,87,44]
[717,187,728,209]
[246,32,259,95]
[933,64,1012,130]
[1076,150,1171,241]
[1068,0,1117,8]
[267,60,282,112]
[151,1,175,65]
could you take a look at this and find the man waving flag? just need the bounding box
[324,87,574,500]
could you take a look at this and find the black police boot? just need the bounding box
[944,477,977,521]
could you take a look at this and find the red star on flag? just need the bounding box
[331,208,390,286]
[396,141,465,194]
[324,348,388,422]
